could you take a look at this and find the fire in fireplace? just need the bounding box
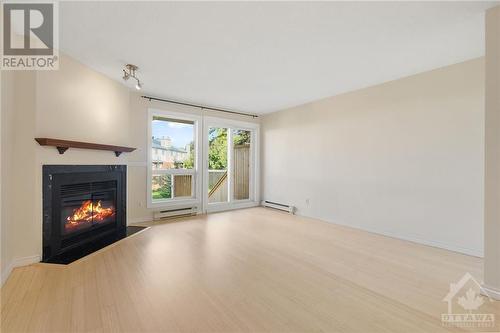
[64,199,116,233]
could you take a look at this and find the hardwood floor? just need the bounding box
[1,207,499,332]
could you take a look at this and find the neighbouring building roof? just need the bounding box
[152,138,187,153]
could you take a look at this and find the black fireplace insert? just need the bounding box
[42,165,127,263]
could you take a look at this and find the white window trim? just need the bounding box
[147,108,202,209]
[203,116,260,213]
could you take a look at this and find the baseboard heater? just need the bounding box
[261,200,295,214]
[153,206,198,220]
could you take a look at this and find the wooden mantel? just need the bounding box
[35,138,136,157]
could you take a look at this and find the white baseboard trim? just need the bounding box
[1,254,41,286]
[13,254,41,267]
[482,284,500,300]
[1,263,14,286]
[206,201,259,214]
[295,212,483,258]
[361,228,483,257]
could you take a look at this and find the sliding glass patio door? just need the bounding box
[203,117,259,212]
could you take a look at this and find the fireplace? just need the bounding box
[43,165,126,263]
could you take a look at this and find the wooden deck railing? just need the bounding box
[208,144,250,202]
[173,175,192,197]
[208,171,227,197]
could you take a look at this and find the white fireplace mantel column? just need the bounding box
[483,5,500,300]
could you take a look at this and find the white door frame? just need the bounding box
[203,116,260,213]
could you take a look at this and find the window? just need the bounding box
[148,111,201,207]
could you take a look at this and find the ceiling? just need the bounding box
[60,1,498,114]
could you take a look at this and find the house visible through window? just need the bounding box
[151,116,196,201]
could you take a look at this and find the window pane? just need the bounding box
[152,117,195,170]
[208,127,228,203]
[208,127,227,170]
[152,175,172,200]
[173,175,193,198]
[233,130,251,200]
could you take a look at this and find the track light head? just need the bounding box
[122,64,142,90]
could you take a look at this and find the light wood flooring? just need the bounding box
[1,207,499,332]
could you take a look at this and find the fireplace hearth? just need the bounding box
[43,165,127,264]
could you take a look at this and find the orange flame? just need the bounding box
[66,200,115,231]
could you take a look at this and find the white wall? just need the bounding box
[1,69,37,283]
[262,58,485,257]
[484,5,500,295]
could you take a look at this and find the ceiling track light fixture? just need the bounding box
[122,64,142,90]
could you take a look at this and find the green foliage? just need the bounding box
[152,188,171,199]
[183,141,195,169]
[175,129,250,172]
[152,176,171,199]
[233,130,251,145]
[208,128,227,170]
